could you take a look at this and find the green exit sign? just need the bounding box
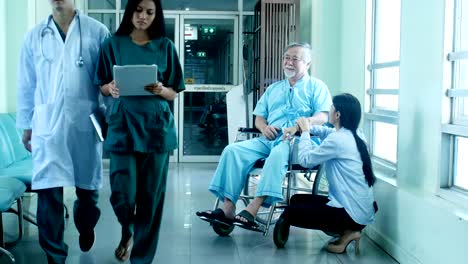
[201,26,216,35]
[196,51,207,58]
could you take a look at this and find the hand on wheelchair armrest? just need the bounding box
[283,126,318,140]
[237,127,313,137]
[238,126,280,141]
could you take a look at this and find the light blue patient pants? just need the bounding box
[209,137,290,207]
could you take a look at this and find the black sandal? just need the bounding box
[233,210,260,231]
[196,208,233,227]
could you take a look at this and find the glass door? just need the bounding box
[85,3,243,163]
[178,15,239,162]
[164,14,180,162]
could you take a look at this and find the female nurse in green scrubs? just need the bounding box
[94,0,184,262]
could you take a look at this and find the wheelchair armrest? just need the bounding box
[238,127,261,133]
[238,127,315,137]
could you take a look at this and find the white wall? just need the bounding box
[339,0,366,99]
[308,0,341,95]
[0,0,42,113]
[0,0,64,114]
[35,0,51,22]
[373,1,468,263]
[398,0,445,193]
[305,0,468,263]
[5,0,29,113]
[299,0,311,43]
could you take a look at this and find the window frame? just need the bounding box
[365,0,401,172]
[442,0,468,192]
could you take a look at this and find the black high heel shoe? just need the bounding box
[326,230,361,255]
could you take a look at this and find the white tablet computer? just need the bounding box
[113,64,158,96]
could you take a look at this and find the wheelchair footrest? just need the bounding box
[198,215,233,228]
[196,209,233,227]
[233,222,265,233]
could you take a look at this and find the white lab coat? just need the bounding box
[16,11,110,190]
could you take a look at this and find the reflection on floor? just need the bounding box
[1,162,399,264]
[183,124,227,156]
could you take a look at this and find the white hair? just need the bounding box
[284,42,313,63]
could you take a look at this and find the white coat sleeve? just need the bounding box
[16,33,36,129]
[309,125,335,141]
[298,131,339,168]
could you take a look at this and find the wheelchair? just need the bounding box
[201,127,329,237]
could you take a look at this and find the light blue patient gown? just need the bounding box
[209,74,332,207]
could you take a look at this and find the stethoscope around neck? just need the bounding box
[40,13,84,67]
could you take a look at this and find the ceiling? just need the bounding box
[95,0,258,12]
[161,0,258,11]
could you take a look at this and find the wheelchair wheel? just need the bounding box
[242,174,283,225]
[273,217,290,248]
[312,166,329,196]
[212,222,235,237]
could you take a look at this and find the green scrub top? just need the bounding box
[95,35,185,153]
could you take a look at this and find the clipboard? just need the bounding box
[113,64,158,96]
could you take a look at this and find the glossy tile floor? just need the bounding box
[2,162,399,264]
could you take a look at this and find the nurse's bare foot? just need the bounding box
[115,236,133,262]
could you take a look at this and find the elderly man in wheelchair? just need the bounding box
[196,42,332,235]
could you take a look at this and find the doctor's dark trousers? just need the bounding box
[109,150,170,264]
[37,187,100,264]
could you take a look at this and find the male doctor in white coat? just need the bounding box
[16,0,109,263]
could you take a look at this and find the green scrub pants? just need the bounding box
[37,187,100,264]
[109,151,170,264]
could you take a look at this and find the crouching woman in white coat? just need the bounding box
[277,93,377,254]
[16,0,109,263]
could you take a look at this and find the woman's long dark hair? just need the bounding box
[333,93,376,187]
[115,0,166,39]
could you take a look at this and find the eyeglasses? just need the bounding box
[283,55,303,63]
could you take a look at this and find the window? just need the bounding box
[365,0,401,169]
[85,0,126,33]
[442,0,468,192]
[454,137,468,189]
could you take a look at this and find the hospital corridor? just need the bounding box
[1,162,397,264]
[1,0,468,264]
